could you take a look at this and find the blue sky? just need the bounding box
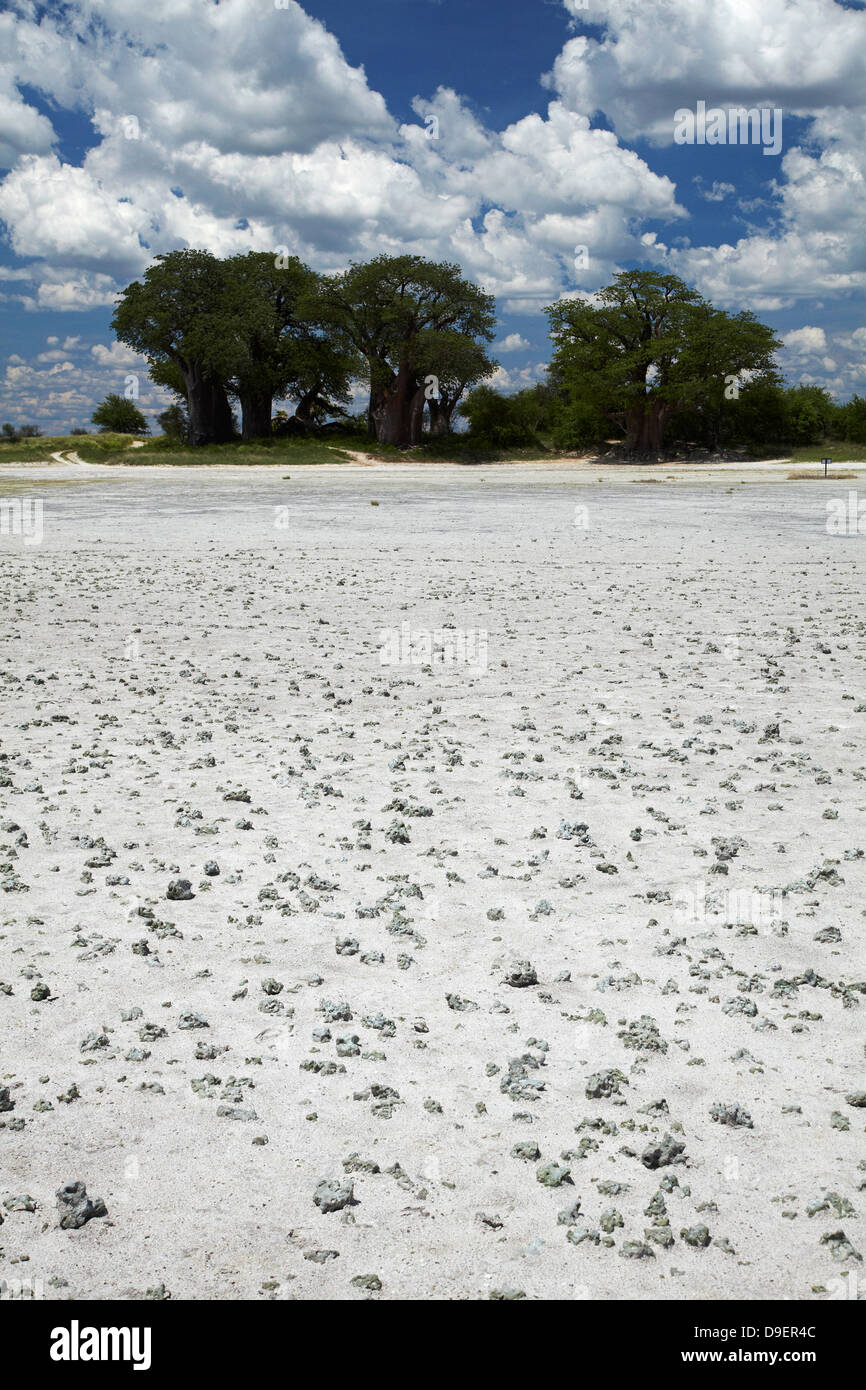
[1,0,864,432]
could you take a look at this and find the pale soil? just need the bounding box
[0,465,863,1302]
[4,449,865,487]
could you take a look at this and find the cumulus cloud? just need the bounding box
[0,12,57,166]
[694,179,736,203]
[0,0,863,426]
[0,2,685,326]
[495,334,530,352]
[547,0,866,307]
[0,334,174,433]
[784,326,828,355]
[551,0,866,144]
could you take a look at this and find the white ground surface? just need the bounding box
[0,463,864,1301]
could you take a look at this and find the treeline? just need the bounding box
[461,271,863,454]
[1,421,42,443]
[459,378,866,452]
[111,250,495,448]
[101,259,863,455]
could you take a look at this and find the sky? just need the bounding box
[0,0,865,433]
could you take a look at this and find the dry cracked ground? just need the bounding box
[0,465,864,1301]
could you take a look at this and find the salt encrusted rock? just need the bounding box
[557,1199,582,1226]
[511,1141,541,1161]
[585,1068,628,1099]
[166,878,194,900]
[537,1162,572,1188]
[681,1224,712,1248]
[503,960,537,988]
[819,1230,862,1262]
[618,1015,667,1053]
[177,1012,209,1030]
[620,1241,655,1259]
[709,1102,754,1128]
[56,1181,107,1229]
[314,1178,355,1213]
[641,1134,687,1169]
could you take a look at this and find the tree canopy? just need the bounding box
[546,270,781,453]
[314,255,497,445]
[112,250,235,445]
[107,251,855,458]
[91,394,150,434]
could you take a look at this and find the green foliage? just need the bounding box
[221,252,359,425]
[783,384,837,444]
[669,378,840,449]
[315,254,496,444]
[157,403,188,441]
[457,384,536,445]
[112,250,232,373]
[2,421,42,441]
[547,396,608,451]
[112,249,236,444]
[91,394,150,434]
[546,270,781,451]
[836,394,866,444]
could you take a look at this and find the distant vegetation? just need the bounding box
[2,420,42,443]
[110,249,495,449]
[91,394,150,435]
[9,258,865,461]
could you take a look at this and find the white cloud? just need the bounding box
[0,335,174,433]
[0,0,863,423]
[783,326,828,354]
[551,0,866,145]
[0,3,685,324]
[694,180,736,203]
[547,0,866,308]
[495,334,530,352]
[0,13,57,166]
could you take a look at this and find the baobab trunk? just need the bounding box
[239,392,273,441]
[625,403,667,454]
[209,379,235,443]
[428,398,452,436]
[183,362,235,446]
[293,388,320,428]
[367,384,385,439]
[375,365,419,447]
[408,381,427,444]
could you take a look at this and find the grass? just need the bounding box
[787,470,858,480]
[0,432,138,463]
[0,428,555,466]
[101,436,354,466]
[0,432,353,466]
[5,431,865,469]
[328,430,555,463]
[778,442,866,465]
